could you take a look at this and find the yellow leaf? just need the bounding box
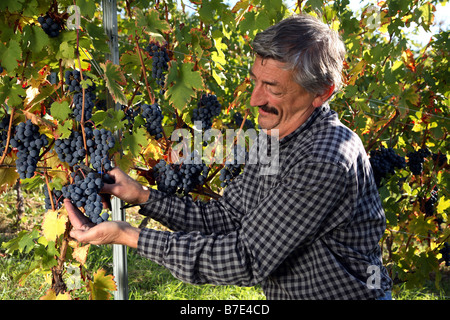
[88,268,117,300]
[0,156,19,193]
[42,209,68,242]
[72,243,90,265]
[437,197,450,214]
[40,288,72,300]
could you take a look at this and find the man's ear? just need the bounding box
[312,84,335,108]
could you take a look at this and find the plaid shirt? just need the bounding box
[137,104,392,299]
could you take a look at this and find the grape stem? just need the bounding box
[0,107,15,166]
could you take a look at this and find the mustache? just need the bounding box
[259,104,279,115]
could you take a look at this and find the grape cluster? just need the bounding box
[192,94,222,130]
[153,154,209,195]
[38,14,63,38]
[89,128,115,172]
[54,129,90,167]
[0,65,4,73]
[121,104,141,133]
[219,144,247,187]
[146,42,170,94]
[369,147,406,187]
[73,91,96,122]
[62,168,109,224]
[10,120,48,179]
[439,242,450,267]
[233,112,254,130]
[44,188,63,210]
[142,103,163,139]
[424,187,438,217]
[55,127,115,172]
[407,147,431,175]
[0,115,12,156]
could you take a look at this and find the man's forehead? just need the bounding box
[250,57,289,84]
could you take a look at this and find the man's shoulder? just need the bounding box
[308,110,365,166]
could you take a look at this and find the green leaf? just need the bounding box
[0,77,26,107]
[123,127,148,156]
[135,8,171,36]
[166,62,204,111]
[22,25,49,54]
[101,61,127,105]
[0,0,23,12]
[50,101,72,121]
[1,40,22,72]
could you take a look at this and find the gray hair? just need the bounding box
[252,14,346,96]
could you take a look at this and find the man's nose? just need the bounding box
[249,84,267,107]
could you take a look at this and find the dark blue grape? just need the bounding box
[61,167,109,224]
[424,186,438,217]
[192,93,222,130]
[146,41,170,94]
[38,14,63,38]
[153,152,209,195]
[233,112,254,129]
[0,114,13,156]
[44,188,64,210]
[219,144,247,187]
[142,103,163,139]
[10,120,48,179]
[369,147,406,187]
[407,147,431,175]
[73,91,96,122]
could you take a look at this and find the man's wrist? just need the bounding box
[117,222,141,248]
[137,186,151,204]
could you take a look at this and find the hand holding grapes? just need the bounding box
[100,167,151,205]
[65,199,140,248]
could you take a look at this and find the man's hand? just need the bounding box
[65,199,140,248]
[100,167,151,205]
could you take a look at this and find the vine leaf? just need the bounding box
[135,8,171,36]
[88,268,117,300]
[71,242,90,266]
[166,61,203,111]
[50,101,72,121]
[42,209,68,242]
[101,60,127,105]
[0,157,19,193]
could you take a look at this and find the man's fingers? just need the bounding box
[64,199,93,229]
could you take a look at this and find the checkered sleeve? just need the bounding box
[137,161,348,287]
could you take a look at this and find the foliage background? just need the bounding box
[0,0,449,299]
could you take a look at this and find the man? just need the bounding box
[65,14,392,299]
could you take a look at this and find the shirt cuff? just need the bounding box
[138,188,172,220]
[137,227,170,265]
